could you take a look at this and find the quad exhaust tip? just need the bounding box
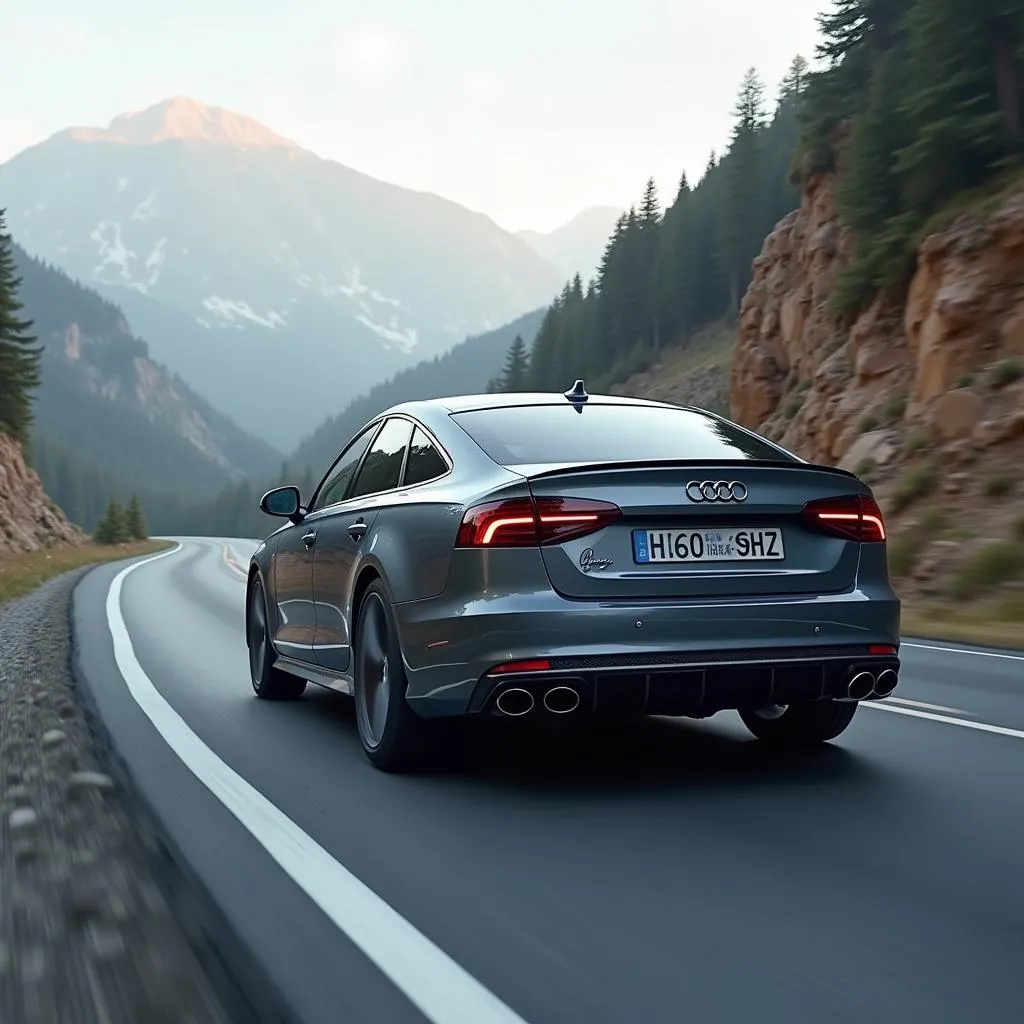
[494,688,534,716]
[543,686,581,714]
[873,668,898,698]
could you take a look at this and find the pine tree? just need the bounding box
[638,177,661,227]
[0,209,42,444]
[816,0,910,66]
[125,493,147,540]
[895,0,1018,220]
[779,55,809,103]
[833,49,914,315]
[796,0,915,178]
[499,335,529,391]
[720,68,767,313]
[94,498,128,544]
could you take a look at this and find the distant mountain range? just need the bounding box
[0,97,564,449]
[516,206,622,284]
[290,307,546,474]
[14,242,281,530]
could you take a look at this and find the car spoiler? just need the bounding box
[507,458,861,483]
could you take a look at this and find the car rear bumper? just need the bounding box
[393,586,901,718]
[471,646,901,719]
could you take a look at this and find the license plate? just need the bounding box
[632,528,785,563]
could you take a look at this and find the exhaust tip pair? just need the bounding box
[847,668,898,701]
[494,685,580,717]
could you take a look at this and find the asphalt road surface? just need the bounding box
[73,537,1024,1024]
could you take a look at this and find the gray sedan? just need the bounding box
[246,383,901,771]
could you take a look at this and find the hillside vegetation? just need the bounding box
[490,60,807,394]
[795,0,1024,319]
[11,244,281,532]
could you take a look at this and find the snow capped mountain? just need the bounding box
[0,97,563,447]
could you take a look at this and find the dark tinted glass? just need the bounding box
[451,403,792,465]
[312,425,377,510]
[403,427,449,486]
[350,417,413,498]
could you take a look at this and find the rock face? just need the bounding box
[0,433,84,553]
[730,173,1024,475]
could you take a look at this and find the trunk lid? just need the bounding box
[523,460,868,600]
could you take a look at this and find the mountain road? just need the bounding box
[72,538,1024,1024]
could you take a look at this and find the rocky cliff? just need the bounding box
[732,172,1024,470]
[731,172,1024,612]
[0,433,84,553]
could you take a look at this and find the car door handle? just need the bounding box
[347,519,368,542]
[301,530,317,548]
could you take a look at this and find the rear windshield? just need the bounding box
[451,403,793,465]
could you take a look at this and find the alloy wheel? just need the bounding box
[356,595,392,748]
[248,583,268,684]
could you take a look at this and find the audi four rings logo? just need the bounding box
[685,480,748,502]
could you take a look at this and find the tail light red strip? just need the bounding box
[801,494,886,542]
[456,496,621,548]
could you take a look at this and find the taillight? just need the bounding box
[801,495,886,542]
[455,496,621,547]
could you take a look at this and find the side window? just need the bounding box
[311,424,378,511]
[403,426,449,486]
[349,418,413,499]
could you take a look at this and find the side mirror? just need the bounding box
[259,485,302,520]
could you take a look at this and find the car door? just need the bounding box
[270,516,319,661]
[309,416,414,673]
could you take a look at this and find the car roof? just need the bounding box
[379,388,704,419]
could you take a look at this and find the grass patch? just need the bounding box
[1015,515,1024,542]
[887,507,947,578]
[948,540,1024,601]
[0,540,170,607]
[782,397,802,420]
[888,534,924,578]
[983,473,1014,498]
[889,459,939,514]
[855,456,877,481]
[990,358,1023,388]
[880,393,906,423]
[823,333,846,356]
[917,163,1024,242]
[902,433,929,457]
[945,526,976,541]
[900,602,1024,649]
[613,319,736,394]
[858,413,879,433]
[955,372,975,388]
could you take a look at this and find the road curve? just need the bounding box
[72,537,1024,1024]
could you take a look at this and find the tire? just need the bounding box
[353,580,438,772]
[738,698,857,745]
[248,577,307,700]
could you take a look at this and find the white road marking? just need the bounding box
[105,542,531,1024]
[902,641,1024,662]
[880,697,974,716]
[864,701,1024,740]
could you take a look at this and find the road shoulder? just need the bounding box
[0,563,264,1023]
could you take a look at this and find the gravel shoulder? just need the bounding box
[0,566,273,1024]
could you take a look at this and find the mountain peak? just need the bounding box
[71,97,296,148]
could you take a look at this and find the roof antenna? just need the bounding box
[563,379,588,412]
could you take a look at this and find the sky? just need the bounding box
[3,0,827,234]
